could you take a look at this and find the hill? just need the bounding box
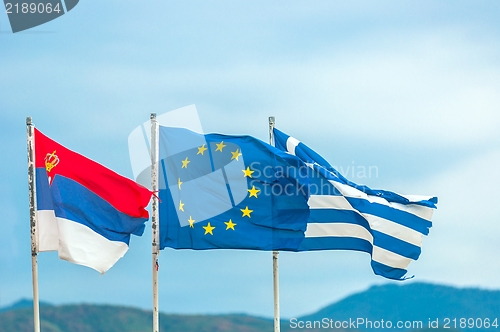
[1,283,498,332]
[300,282,500,331]
[0,303,274,332]
[0,298,52,313]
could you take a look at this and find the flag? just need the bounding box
[273,128,437,280]
[158,126,310,251]
[34,128,153,273]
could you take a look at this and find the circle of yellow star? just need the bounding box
[224,219,237,230]
[177,178,183,189]
[231,149,242,161]
[215,141,226,152]
[181,157,190,168]
[248,186,260,198]
[179,200,185,212]
[242,167,254,178]
[241,206,253,218]
[203,222,215,235]
[188,216,195,228]
[197,144,208,155]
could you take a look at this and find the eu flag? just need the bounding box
[158,127,310,251]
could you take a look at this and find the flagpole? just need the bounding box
[269,116,280,332]
[26,117,40,332]
[151,113,160,332]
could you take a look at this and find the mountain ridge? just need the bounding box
[300,282,499,331]
[1,282,498,332]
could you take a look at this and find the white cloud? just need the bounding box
[2,17,499,151]
[397,149,500,288]
[40,26,495,149]
[1,0,500,319]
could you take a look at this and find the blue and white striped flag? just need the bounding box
[273,128,438,280]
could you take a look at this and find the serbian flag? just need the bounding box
[34,128,153,273]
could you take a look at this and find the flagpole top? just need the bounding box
[268,116,275,125]
[26,117,32,125]
[150,113,156,120]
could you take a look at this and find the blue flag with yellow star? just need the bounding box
[158,126,310,251]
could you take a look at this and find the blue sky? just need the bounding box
[1,0,499,319]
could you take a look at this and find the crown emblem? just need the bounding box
[44,150,59,172]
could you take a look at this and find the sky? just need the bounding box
[1,0,500,319]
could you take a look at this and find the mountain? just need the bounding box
[300,282,500,331]
[0,303,274,332]
[1,283,498,332]
[0,298,51,312]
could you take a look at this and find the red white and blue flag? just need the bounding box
[34,128,153,273]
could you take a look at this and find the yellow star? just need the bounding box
[179,200,185,212]
[215,141,226,152]
[178,178,183,189]
[248,186,260,198]
[203,222,215,235]
[241,206,253,218]
[224,219,237,230]
[197,144,208,155]
[242,167,254,178]
[231,149,242,161]
[181,157,190,168]
[188,216,195,228]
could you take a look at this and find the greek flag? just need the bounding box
[273,128,437,280]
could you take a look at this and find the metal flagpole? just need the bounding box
[151,113,160,332]
[26,117,40,332]
[272,251,280,332]
[269,116,280,332]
